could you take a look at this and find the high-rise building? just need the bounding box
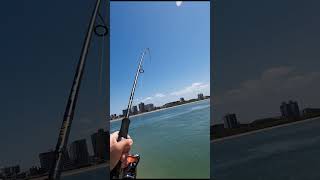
[122,109,127,116]
[69,139,89,166]
[139,102,145,113]
[145,103,154,112]
[91,129,108,161]
[223,113,239,129]
[61,150,74,170]
[280,100,300,118]
[39,151,55,172]
[122,108,133,116]
[289,100,300,117]
[198,93,204,100]
[39,150,71,172]
[132,106,138,115]
[1,165,20,177]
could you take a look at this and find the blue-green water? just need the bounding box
[111,99,210,179]
[211,117,320,180]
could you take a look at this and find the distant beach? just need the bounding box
[111,99,210,123]
[211,116,320,143]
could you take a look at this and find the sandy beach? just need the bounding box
[110,99,210,123]
[211,116,320,143]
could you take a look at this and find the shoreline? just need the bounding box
[211,116,320,143]
[111,99,210,123]
[62,162,108,177]
[30,162,109,180]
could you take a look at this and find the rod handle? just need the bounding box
[117,118,130,141]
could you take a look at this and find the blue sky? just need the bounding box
[110,1,210,115]
[212,0,320,124]
[0,0,108,169]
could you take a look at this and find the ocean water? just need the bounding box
[62,167,108,180]
[111,99,210,179]
[211,117,320,180]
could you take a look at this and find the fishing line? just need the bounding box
[93,4,108,116]
[98,35,104,95]
[138,48,151,103]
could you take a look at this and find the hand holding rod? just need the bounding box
[111,48,149,179]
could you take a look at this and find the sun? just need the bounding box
[176,1,183,7]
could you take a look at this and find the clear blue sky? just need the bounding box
[110,2,210,115]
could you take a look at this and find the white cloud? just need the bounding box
[261,66,294,80]
[135,82,210,106]
[155,93,165,98]
[141,96,153,102]
[170,82,210,96]
[213,66,320,124]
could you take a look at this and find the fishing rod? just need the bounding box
[48,0,108,179]
[111,48,150,179]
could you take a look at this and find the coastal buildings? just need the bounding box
[280,100,300,118]
[132,105,138,115]
[39,149,72,172]
[303,108,320,114]
[212,100,320,140]
[9,126,111,178]
[122,109,127,116]
[69,139,89,166]
[198,93,204,100]
[139,102,145,113]
[0,165,20,177]
[110,93,209,119]
[39,151,55,172]
[110,114,117,120]
[91,129,109,161]
[223,113,239,129]
[122,108,132,116]
[145,103,154,112]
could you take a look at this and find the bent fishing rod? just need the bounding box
[111,48,150,179]
[48,0,108,179]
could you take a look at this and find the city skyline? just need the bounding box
[221,99,305,127]
[111,92,210,116]
[0,128,108,178]
[110,1,210,115]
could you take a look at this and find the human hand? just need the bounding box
[110,131,133,170]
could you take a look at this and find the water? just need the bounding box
[211,117,320,180]
[111,99,210,179]
[62,167,108,180]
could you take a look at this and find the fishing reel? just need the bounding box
[111,154,140,179]
[122,154,140,179]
